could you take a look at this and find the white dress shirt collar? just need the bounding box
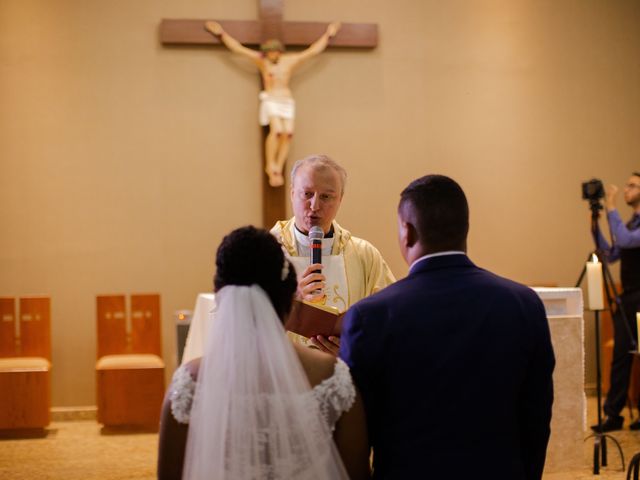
[293,227,334,256]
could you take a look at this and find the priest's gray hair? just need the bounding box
[290,154,347,195]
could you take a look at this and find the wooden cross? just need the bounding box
[160,0,378,228]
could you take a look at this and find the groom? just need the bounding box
[340,175,555,479]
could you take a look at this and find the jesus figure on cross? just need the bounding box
[205,21,341,187]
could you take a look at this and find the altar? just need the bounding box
[180,293,215,365]
[533,287,585,473]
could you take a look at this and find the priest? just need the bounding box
[271,154,395,352]
[181,154,394,363]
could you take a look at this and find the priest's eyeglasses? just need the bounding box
[298,191,338,203]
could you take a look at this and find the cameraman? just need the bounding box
[592,172,640,432]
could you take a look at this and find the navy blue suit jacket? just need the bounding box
[340,254,555,480]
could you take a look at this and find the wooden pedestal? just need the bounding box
[0,367,50,429]
[95,294,165,428]
[96,355,165,428]
[0,296,51,431]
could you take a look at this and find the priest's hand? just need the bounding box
[297,264,326,302]
[308,335,340,356]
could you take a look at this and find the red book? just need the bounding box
[285,300,345,338]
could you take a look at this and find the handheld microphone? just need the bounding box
[308,226,324,267]
[308,226,324,296]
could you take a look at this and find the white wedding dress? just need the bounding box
[169,357,355,430]
[176,285,354,480]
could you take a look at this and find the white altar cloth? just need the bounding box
[181,293,215,365]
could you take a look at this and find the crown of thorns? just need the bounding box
[260,39,285,52]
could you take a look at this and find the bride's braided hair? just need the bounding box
[214,226,297,320]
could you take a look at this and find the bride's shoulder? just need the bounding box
[312,358,353,399]
[183,357,202,379]
[168,358,202,424]
[293,343,341,388]
[309,356,356,430]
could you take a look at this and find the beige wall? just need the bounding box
[1,0,638,406]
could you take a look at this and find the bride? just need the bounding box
[157,226,370,479]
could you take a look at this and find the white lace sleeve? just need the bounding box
[169,365,196,424]
[311,358,356,431]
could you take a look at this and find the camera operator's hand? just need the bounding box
[605,184,619,212]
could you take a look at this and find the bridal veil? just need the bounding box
[182,284,349,479]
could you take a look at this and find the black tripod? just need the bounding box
[576,201,633,474]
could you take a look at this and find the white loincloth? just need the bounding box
[259,91,295,126]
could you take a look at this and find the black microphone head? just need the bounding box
[309,226,324,241]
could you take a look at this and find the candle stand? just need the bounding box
[579,306,625,474]
[575,203,631,474]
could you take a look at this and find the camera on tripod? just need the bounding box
[582,178,604,210]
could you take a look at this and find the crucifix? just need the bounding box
[160,0,378,228]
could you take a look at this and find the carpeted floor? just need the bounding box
[2,395,640,479]
[0,422,157,480]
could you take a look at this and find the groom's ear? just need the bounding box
[398,202,421,263]
[397,213,418,262]
[404,221,419,249]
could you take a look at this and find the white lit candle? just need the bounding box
[586,254,604,311]
[636,313,640,347]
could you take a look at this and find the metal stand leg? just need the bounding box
[627,452,640,480]
[583,310,626,474]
